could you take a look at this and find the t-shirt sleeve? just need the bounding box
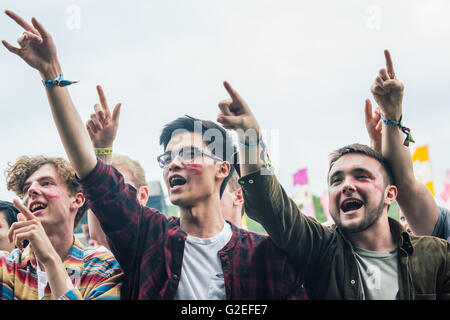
[432,206,450,242]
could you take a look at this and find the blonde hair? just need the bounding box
[112,154,147,188]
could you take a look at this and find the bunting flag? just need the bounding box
[292,168,316,218]
[439,170,450,209]
[320,189,332,221]
[241,214,248,230]
[412,145,435,196]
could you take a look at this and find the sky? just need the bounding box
[0,0,449,207]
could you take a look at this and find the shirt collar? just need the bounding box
[336,217,414,255]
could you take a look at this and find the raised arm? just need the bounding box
[85,85,121,249]
[217,81,332,272]
[370,50,439,235]
[2,10,97,179]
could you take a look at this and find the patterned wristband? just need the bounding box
[380,114,415,147]
[42,74,79,88]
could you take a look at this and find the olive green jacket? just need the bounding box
[239,169,450,300]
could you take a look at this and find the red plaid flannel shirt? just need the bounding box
[77,160,307,300]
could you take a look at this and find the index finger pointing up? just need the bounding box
[12,198,34,221]
[223,81,249,112]
[384,49,396,79]
[5,10,40,37]
[96,85,111,118]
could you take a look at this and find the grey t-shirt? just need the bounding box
[354,247,399,300]
[432,206,450,242]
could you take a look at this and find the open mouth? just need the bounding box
[169,175,187,189]
[340,199,364,213]
[29,201,47,213]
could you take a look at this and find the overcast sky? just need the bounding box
[0,0,449,206]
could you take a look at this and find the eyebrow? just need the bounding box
[329,168,374,181]
[23,176,56,189]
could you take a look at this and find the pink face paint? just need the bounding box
[43,190,60,199]
[351,175,383,192]
[186,163,203,175]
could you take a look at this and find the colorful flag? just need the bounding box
[292,168,316,218]
[320,189,332,221]
[241,214,248,230]
[293,168,309,186]
[412,145,435,196]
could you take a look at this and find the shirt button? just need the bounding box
[249,179,254,184]
[172,274,179,280]
[350,279,356,285]
[177,237,183,243]
[239,180,245,185]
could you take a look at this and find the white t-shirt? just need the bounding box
[175,222,233,300]
[36,262,48,300]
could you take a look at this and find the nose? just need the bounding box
[341,177,356,195]
[165,154,184,175]
[23,181,41,203]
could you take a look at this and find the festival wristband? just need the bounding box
[380,114,415,147]
[42,74,79,88]
[94,147,113,155]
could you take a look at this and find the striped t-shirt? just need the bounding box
[0,237,123,300]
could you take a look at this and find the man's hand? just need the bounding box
[217,81,261,142]
[2,10,60,79]
[8,199,59,265]
[217,81,265,176]
[86,85,122,148]
[370,50,404,120]
[364,99,382,153]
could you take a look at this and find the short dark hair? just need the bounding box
[328,143,395,186]
[0,200,19,227]
[159,115,236,197]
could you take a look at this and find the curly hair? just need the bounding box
[5,155,88,229]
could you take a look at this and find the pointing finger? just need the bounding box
[96,85,111,118]
[12,198,34,221]
[384,49,395,79]
[223,81,249,112]
[5,10,40,36]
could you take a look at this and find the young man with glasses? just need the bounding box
[2,11,306,300]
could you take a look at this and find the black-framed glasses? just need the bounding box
[157,146,224,169]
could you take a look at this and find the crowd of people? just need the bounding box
[0,10,448,300]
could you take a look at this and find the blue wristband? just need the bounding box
[42,74,79,88]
